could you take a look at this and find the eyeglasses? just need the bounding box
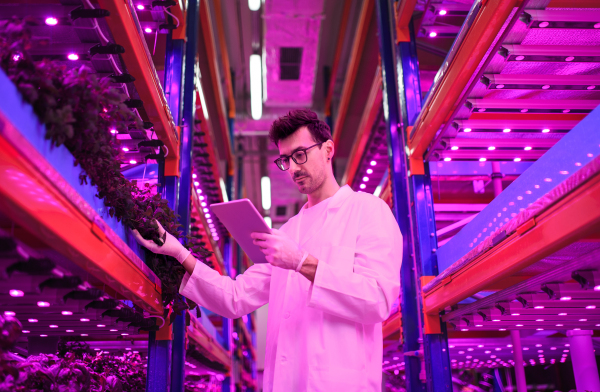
[274,142,324,171]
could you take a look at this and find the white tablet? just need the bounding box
[209,199,271,264]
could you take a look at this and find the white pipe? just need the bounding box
[510,330,527,392]
[567,330,600,392]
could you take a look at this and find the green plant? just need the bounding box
[0,19,210,316]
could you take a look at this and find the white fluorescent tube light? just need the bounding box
[250,54,263,120]
[261,176,271,210]
[264,216,272,228]
[248,0,260,11]
[220,178,229,203]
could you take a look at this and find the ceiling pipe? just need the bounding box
[324,0,352,118]
[212,0,236,120]
[199,0,234,174]
[341,69,382,187]
[331,0,374,148]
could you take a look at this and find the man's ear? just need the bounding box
[326,139,335,160]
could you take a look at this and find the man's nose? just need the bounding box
[289,160,301,175]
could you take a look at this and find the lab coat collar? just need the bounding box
[296,185,354,246]
[300,184,354,212]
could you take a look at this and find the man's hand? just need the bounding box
[251,229,305,271]
[132,220,190,264]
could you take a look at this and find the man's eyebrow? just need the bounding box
[280,146,307,157]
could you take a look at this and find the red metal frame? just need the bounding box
[0,128,163,315]
[332,0,375,149]
[97,0,180,176]
[341,71,382,186]
[408,0,522,159]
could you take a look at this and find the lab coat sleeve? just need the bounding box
[307,198,402,324]
[180,259,271,319]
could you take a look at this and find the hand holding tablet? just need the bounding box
[209,199,272,264]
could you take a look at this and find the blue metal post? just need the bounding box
[171,1,200,391]
[377,2,452,390]
[146,21,186,392]
[375,1,424,392]
[399,18,452,392]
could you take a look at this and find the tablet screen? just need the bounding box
[210,199,271,264]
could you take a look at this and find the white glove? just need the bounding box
[132,220,190,264]
[251,229,308,271]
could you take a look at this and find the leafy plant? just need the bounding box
[0,18,211,314]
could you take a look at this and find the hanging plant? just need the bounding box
[0,19,210,317]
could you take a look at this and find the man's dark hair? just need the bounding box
[269,109,331,146]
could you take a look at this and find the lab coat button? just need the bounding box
[281,356,287,363]
[283,312,290,319]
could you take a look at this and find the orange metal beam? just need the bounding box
[332,0,375,148]
[199,0,234,175]
[324,0,352,117]
[188,312,231,371]
[423,171,600,314]
[341,70,382,186]
[394,0,418,42]
[192,187,225,274]
[408,0,521,159]
[382,310,402,341]
[97,0,180,176]
[212,0,236,120]
[0,124,163,315]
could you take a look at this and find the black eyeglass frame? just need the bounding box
[274,142,325,171]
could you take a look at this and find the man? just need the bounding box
[134,109,402,391]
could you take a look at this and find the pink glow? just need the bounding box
[559,312,567,316]
[488,146,496,150]
[4,311,15,316]
[200,195,205,200]
[37,301,50,307]
[594,285,600,291]
[542,129,550,133]
[429,32,438,38]
[359,184,366,189]
[110,329,118,332]
[370,160,376,166]
[80,318,90,322]
[197,189,202,193]
[81,333,88,336]
[451,146,459,150]
[129,160,137,164]
[511,313,520,316]
[515,55,525,61]
[496,84,504,89]
[479,158,486,162]
[22,330,30,333]
[560,296,571,301]
[363,176,369,182]
[122,147,129,151]
[201,202,207,207]
[194,181,200,186]
[28,319,38,323]
[444,157,451,162]
[137,4,145,10]
[12,54,20,61]
[539,21,549,28]
[463,128,472,133]
[40,334,48,337]
[110,129,118,134]
[514,158,521,162]
[144,27,152,33]
[49,325,58,328]
[121,333,129,336]
[503,128,511,133]
[439,9,447,15]
[203,208,209,213]
[192,174,197,178]
[97,324,106,327]
[207,219,213,223]
[45,17,58,26]
[9,289,24,297]
[67,53,79,61]
[542,85,550,89]
[66,329,74,332]
[62,311,72,315]
[524,146,532,151]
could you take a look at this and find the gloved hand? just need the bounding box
[132,220,190,264]
[251,229,308,271]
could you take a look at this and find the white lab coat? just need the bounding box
[180,185,403,391]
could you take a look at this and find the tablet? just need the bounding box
[210,199,271,264]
